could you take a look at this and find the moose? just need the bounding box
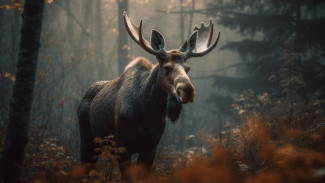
[78,12,220,179]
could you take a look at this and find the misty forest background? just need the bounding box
[1,0,325,182]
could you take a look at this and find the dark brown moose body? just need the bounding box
[78,12,220,179]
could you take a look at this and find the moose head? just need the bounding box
[123,12,220,104]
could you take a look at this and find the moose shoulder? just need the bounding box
[78,12,220,179]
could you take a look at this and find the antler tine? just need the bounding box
[185,19,220,58]
[194,19,213,51]
[138,20,159,55]
[123,12,167,57]
[123,12,139,44]
[190,31,220,58]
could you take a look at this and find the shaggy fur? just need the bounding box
[167,96,182,122]
[78,56,191,178]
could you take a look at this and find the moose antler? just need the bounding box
[180,19,220,58]
[123,12,167,58]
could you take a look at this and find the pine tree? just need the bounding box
[206,0,325,96]
[279,39,305,126]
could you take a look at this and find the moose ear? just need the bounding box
[151,30,165,52]
[179,31,198,53]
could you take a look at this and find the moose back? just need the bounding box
[78,12,220,178]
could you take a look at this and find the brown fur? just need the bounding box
[78,55,193,179]
[80,14,219,180]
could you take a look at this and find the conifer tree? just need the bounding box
[206,0,325,96]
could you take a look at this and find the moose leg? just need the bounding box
[78,99,98,164]
[80,136,97,164]
[117,148,131,181]
[137,147,157,176]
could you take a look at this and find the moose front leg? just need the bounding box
[137,147,157,176]
[117,148,131,181]
[136,120,165,176]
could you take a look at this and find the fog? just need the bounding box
[1,0,324,182]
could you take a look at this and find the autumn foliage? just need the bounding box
[1,87,325,183]
[1,39,324,182]
[1,75,325,182]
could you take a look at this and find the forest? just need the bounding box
[0,0,325,182]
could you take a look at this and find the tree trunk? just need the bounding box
[180,0,185,43]
[187,0,195,38]
[118,0,129,74]
[0,0,45,182]
[95,0,104,79]
[179,0,185,151]
[295,0,302,54]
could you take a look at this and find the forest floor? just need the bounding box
[1,113,325,183]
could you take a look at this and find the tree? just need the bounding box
[279,39,306,126]
[0,0,45,182]
[118,0,129,74]
[206,0,325,96]
[195,0,325,120]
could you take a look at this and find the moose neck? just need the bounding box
[141,64,182,122]
[141,65,168,114]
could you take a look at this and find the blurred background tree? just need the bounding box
[0,0,45,182]
[0,0,325,181]
[205,0,325,99]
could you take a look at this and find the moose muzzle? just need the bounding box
[175,76,195,103]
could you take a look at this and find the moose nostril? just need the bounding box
[176,82,195,103]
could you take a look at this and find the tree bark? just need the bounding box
[118,0,129,74]
[0,0,44,182]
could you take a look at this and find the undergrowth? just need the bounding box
[0,39,324,182]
